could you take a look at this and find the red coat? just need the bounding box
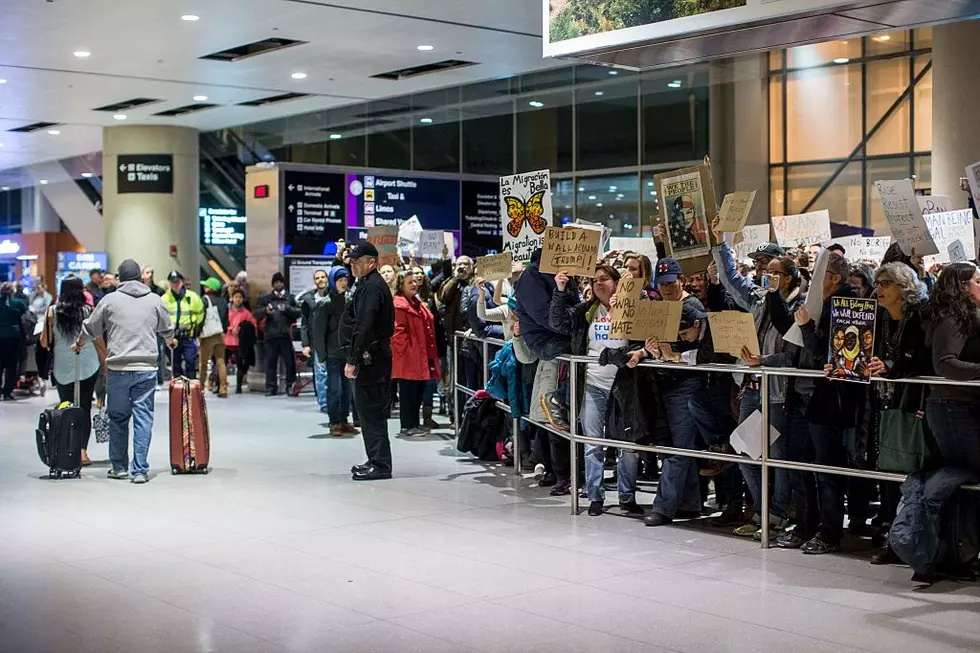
[391,294,441,381]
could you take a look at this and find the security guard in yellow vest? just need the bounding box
[161,270,205,379]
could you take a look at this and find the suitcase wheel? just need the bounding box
[201,467,210,475]
[171,467,178,475]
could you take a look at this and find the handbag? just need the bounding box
[878,387,941,474]
[200,296,223,338]
[93,403,109,443]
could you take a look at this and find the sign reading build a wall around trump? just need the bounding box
[539,226,601,276]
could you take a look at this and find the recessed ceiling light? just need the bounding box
[609,186,617,191]
[617,194,624,199]
[577,187,585,192]
[0,79,6,84]
[596,203,603,207]
[113,114,127,120]
[667,80,682,88]
[181,14,200,21]
[47,129,60,135]
[329,133,342,140]
[833,57,850,64]
[291,72,307,80]
[81,172,93,178]
[0,186,8,191]
[647,181,654,186]
[193,95,208,102]
[39,179,48,185]
[417,45,434,51]
[74,50,91,58]
[594,91,604,96]
[419,118,433,124]
[528,100,544,108]
[608,70,618,75]
[588,195,596,200]
[0,142,3,147]
[875,34,891,42]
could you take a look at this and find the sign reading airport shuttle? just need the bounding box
[543,0,860,58]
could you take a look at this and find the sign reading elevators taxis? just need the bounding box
[539,226,601,277]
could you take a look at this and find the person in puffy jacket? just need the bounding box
[324,266,357,436]
[391,270,441,436]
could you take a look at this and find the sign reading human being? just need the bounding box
[476,251,513,282]
[366,225,399,267]
[874,179,938,256]
[716,191,758,234]
[539,226,601,276]
[828,297,877,383]
[499,169,552,265]
[708,311,760,358]
[771,210,832,248]
[655,164,716,261]
[924,209,975,267]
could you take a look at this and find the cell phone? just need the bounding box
[760,275,771,289]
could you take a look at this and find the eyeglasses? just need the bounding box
[874,279,894,288]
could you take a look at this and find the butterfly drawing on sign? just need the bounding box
[504,191,549,238]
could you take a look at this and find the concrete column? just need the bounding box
[932,21,980,207]
[102,126,200,286]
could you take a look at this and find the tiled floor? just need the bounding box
[2,389,979,652]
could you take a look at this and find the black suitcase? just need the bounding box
[35,353,84,479]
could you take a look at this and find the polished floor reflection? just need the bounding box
[1,390,978,652]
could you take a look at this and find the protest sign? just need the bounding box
[828,297,877,384]
[397,216,423,248]
[608,236,658,263]
[874,179,938,256]
[771,210,832,248]
[924,209,975,266]
[476,251,513,282]
[367,225,399,266]
[716,191,758,234]
[500,169,551,265]
[417,230,445,259]
[609,278,644,339]
[540,226,601,276]
[732,224,771,261]
[917,195,953,215]
[573,219,611,255]
[655,164,717,260]
[823,236,891,264]
[708,311,760,358]
[784,247,830,347]
[730,409,781,461]
[966,161,980,212]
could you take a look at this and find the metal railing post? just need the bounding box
[482,340,489,389]
[569,360,579,515]
[452,335,460,436]
[512,415,522,477]
[760,372,771,549]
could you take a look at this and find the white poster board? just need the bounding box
[966,161,980,212]
[418,230,445,259]
[500,169,552,266]
[772,210,832,248]
[924,209,976,266]
[874,179,938,256]
[733,224,772,260]
[397,215,423,248]
[609,236,658,262]
[784,247,831,347]
[917,195,953,215]
[823,236,891,264]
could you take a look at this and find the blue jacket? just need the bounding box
[513,249,571,361]
[486,342,529,428]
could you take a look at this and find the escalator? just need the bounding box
[198,130,255,282]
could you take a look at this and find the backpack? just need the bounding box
[200,296,223,338]
[457,390,506,461]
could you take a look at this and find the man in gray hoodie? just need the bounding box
[74,259,175,484]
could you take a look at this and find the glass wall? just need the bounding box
[0,188,22,235]
[769,28,933,232]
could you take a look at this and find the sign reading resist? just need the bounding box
[116,154,173,194]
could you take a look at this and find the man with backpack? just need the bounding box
[198,278,229,398]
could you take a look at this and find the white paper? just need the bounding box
[966,161,980,212]
[924,209,976,266]
[783,247,830,347]
[771,210,832,248]
[397,216,423,248]
[917,195,953,215]
[874,179,938,256]
[500,170,552,265]
[609,236,658,263]
[822,236,891,264]
[418,230,445,259]
[733,224,771,261]
[730,410,781,461]
[573,219,611,255]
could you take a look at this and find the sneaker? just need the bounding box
[733,524,760,538]
[578,486,588,499]
[870,545,901,565]
[131,474,148,484]
[549,478,571,496]
[533,463,546,483]
[588,500,604,516]
[539,392,569,431]
[156,384,166,392]
[699,445,735,477]
[801,535,840,555]
[618,500,644,516]
[409,427,429,436]
[538,472,557,488]
[776,531,807,549]
[107,468,129,480]
[340,423,360,435]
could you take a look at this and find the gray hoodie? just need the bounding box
[80,280,174,372]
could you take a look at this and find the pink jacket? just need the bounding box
[225,307,258,348]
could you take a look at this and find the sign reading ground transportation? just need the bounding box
[199,207,246,247]
[828,297,877,384]
[116,154,173,193]
[284,256,332,298]
[708,311,759,358]
[924,210,976,267]
[874,179,938,257]
[476,251,513,282]
[283,171,346,256]
[771,209,831,248]
[500,169,552,266]
[539,226,601,276]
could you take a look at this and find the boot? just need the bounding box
[423,405,439,430]
[438,395,447,415]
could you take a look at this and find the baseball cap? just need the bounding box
[202,277,221,292]
[655,258,683,284]
[349,242,379,259]
[748,243,785,260]
[678,301,707,331]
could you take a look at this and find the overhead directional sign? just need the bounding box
[282,170,346,256]
[116,154,173,193]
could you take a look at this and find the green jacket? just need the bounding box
[161,288,205,335]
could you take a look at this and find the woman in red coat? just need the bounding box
[391,270,442,436]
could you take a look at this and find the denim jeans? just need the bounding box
[689,380,742,505]
[735,389,792,521]
[326,360,351,425]
[653,376,704,518]
[172,336,198,380]
[106,370,157,476]
[313,351,329,410]
[423,378,437,408]
[926,398,980,475]
[582,385,639,503]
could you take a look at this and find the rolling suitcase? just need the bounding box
[169,373,211,475]
[35,353,84,479]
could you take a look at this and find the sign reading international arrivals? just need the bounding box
[116,154,173,193]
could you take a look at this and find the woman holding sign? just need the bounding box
[548,264,650,517]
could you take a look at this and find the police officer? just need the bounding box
[342,242,395,481]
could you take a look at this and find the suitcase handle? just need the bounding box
[74,351,81,406]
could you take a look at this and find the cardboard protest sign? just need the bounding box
[539,226,601,277]
[609,278,643,340]
[609,237,658,263]
[828,297,877,384]
[708,311,760,358]
[771,210,832,248]
[639,301,684,342]
[966,161,980,213]
[924,209,975,266]
[732,224,771,261]
[730,409,781,461]
[655,164,716,261]
[476,251,513,282]
[874,179,938,256]
[716,191,758,234]
[918,195,953,215]
[500,169,551,265]
[417,230,445,259]
[367,225,399,266]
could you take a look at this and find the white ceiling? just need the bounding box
[0,0,557,175]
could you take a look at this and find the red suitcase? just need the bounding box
[169,377,211,474]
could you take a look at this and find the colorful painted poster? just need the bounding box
[656,165,715,261]
[828,297,877,384]
[500,169,552,265]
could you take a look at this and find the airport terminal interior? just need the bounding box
[3,1,980,651]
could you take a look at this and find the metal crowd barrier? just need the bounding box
[450,332,980,549]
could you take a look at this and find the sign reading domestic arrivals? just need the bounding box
[116,155,174,193]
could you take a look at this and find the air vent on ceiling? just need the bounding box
[371,59,477,81]
[153,103,219,117]
[352,105,413,120]
[93,98,162,112]
[238,93,310,107]
[200,37,306,62]
[7,121,61,133]
[320,118,394,133]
